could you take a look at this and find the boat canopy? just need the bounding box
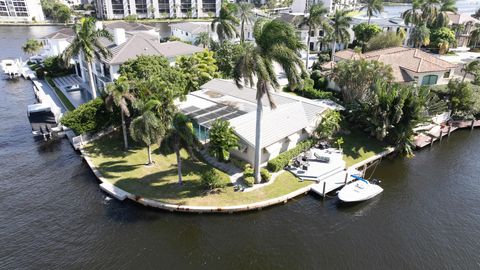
[351,175,369,184]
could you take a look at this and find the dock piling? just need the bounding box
[430,136,434,148]
[439,130,443,142]
[471,119,475,130]
[322,182,326,200]
[448,125,452,137]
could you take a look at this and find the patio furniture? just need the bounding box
[314,153,330,163]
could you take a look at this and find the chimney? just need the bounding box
[95,21,103,30]
[113,28,126,46]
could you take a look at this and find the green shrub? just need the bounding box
[200,168,227,190]
[260,168,271,182]
[208,119,239,162]
[315,110,342,139]
[43,56,74,77]
[60,98,119,134]
[243,164,254,177]
[285,78,334,100]
[35,67,45,79]
[310,70,328,90]
[243,176,254,187]
[267,139,315,172]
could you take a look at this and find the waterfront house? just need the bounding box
[446,12,480,48]
[324,47,457,85]
[177,79,330,165]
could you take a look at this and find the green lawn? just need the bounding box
[84,132,311,207]
[335,129,389,167]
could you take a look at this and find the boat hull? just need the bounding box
[338,181,383,202]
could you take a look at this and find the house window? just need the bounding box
[310,30,315,37]
[421,75,438,85]
[443,71,450,78]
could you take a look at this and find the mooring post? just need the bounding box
[344,171,348,184]
[322,181,326,200]
[439,130,443,142]
[430,136,434,148]
[448,125,452,137]
[471,119,475,130]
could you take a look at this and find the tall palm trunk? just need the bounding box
[331,39,337,61]
[368,15,371,24]
[175,141,183,185]
[86,61,97,99]
[240,19,245,43]
[121,110,128,149]
[462,71,468,82]
[306,25,312,70]
[147,144,153,165]
[253,97,263,184]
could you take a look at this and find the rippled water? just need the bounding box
[1,25,480,269]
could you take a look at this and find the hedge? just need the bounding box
[267,139,315,172]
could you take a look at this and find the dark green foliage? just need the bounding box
[267,139,315,172]
[43,56,74,77]
[352,23,382,49]
[242,164,255,186]
[35,67,45,79]
[260,168,271,182]
[310,70,328,90]
[286,78,333,100]
[447,79,475,116]
[430,27,456,49]
[315,110,342,139]
[365,32,403,52]
[41,0,71,22]
[119,55,188,99]
[200,168,228,190]
[208,119,239,162]
[212,41,245,78]
[243,176,255,187]
[61,98,118,134]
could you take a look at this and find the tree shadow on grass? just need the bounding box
[335,128,388,161]
[83,132,143,158]
[97,159,143,178]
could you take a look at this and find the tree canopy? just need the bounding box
[176,50,219,92]
[365,31,404,52]
[352,23,382,49]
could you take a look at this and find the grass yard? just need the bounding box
[335,128,389,167]
[46,77,76,111]
[84,132,311,206]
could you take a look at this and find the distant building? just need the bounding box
[0,0,45,22]
[177,79,329,165]
[170,22,211,43]
[95,0,221,20]
[446,12,480,48]
[324,47,457,86]
[291,0,357,14]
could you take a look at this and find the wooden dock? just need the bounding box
[414,119,478,148]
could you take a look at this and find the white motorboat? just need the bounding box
[338,175,383,202]
[1,58,21,79]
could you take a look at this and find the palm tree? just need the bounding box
[22,39,43,56]
[105,76,135,150]
[194,32,211,48]
[402,0,423,27]
[211,4,239,42]
[300,3,331,69]
[164,113,198,185]
[360,0,384,24]
[233,19,306,183]
[330,9,352,61]
[470,24,480,48]
[129,100,166,166]
[421,0,440,26]
[236,2,254,43]
[433,0,457,27]
[62,17,112,100]
[409,25,430,48]
[461,60,480,82]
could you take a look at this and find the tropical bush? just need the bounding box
[243,176,255,187]
[365,32,403,52]
[208,119,239,162]
[176,50,219,92]
[267,139,315,172]
[43,56,74,77]
[200,168,228,190]
[61,98,118,134]
[430,27,456,54]
[447,79,475,117]
[286,78,333,100]
[315,110,342,139]
[352,22,382,50]
[310,70,328,90]
[212,41,245,78]
[260,168,271,182]
[331,59,394,103]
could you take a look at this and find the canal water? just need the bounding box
[1,22,480,269]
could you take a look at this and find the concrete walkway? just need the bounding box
[53,75,92,108]
[198,149,243,184]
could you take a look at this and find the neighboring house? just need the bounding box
[324,47,457,86]
[177,79,329,165]
[351,17,406,35]
[169,22,212,43]
[291,0,357,14]
[0,0,45,22]
[38,28,75,58]
[95,0,221,20]
[446,12,480,48]
[278,12,342,52]
[38,21,158,58]
[75,29,204,95]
